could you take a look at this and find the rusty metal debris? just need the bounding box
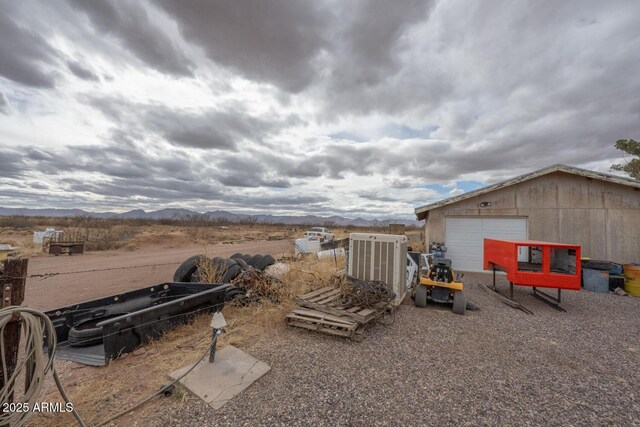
[337,275,396,308]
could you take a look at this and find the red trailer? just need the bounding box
[483,239,581,311]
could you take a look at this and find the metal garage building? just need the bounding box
[414,164,640,272]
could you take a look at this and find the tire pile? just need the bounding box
[173,253,278,303]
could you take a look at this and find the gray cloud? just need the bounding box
[156,0,330,92]
[145,108,272,150]
[215,155,291,188]
[330,1,434,91]
[68,0,194,76]
[84,95,294,150]
[63,176,221,201]
[26,147,55,161]
[27,181,49,190]
[277,142,412,180]
[388,178,413,189]
[313,0,640,183]
[0,149,27,178]
[357,191,404,203]
[10,141,300,205]
[0,93,9,115]
[30,140,197,183]
[66,60,100,81]
[0,13,58,87]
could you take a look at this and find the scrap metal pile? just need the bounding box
[173,253,286,304]
[338,276,396,308]
[286,275,396,342]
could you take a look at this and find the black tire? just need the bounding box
[415,285,427,308]
[231,257,250,270]
[240,254,253,264]
[248,254,263,268]
[68,315,121,347]
[452,290,466,315]
[222,264,242,283]
[173,255,202,282]
[254,255,275,271]
[231,252,244,259]
[68,327,103,347]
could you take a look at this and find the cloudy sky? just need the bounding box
[1,1,639,219]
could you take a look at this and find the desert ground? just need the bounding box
[25,240,290,309]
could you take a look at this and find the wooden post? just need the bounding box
[0,258,28,406]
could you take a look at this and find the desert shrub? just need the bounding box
[63,225,138,251]
[0,216,38,229]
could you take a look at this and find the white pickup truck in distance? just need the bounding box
[304,227,335,242]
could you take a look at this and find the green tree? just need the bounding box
[611,139,640,180]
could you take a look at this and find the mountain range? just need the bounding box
[0,207,423,227]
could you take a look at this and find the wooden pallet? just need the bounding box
[285,308,364,341]
[287,286,396,341]
[295,286,386,324]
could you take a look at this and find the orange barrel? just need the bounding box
[623,264,640,297]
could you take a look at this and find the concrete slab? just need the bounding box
[169,345,270,410]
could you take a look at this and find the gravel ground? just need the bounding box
[151,272,640,426]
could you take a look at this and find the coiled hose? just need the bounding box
[0,306,86,427]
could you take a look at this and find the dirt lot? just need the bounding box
[25,240,290,310]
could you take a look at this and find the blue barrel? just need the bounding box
[583,268,609,293]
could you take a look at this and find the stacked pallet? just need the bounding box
[285,286,391,341]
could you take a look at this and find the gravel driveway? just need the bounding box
[153,272,640,426]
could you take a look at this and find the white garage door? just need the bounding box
[445,217,527,272]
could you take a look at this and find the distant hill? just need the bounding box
[0,207,423,227]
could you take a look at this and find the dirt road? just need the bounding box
[24,240,290,310]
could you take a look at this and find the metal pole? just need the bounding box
[209,328,223,363]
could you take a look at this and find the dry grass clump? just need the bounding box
[193,256,226,283]
[30,255,345,426]
[219,256,345,347]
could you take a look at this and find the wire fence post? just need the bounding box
[0,258,28,414]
